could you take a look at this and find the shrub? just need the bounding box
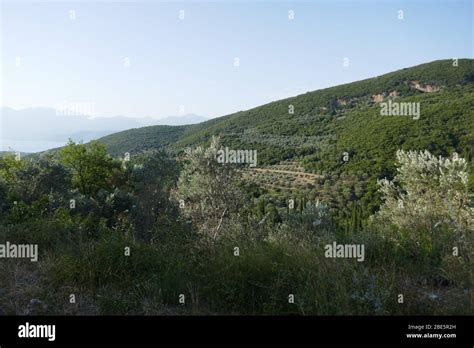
[376,150,473,255]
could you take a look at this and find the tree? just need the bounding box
[128,151,179,241]
[376,150,473,246]
[60,140,117,196]
[171,136,247,239]
[13,155,71,204]
[0,153,25,185]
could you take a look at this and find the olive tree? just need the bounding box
[171,136,246,239]
[377,150,473,249]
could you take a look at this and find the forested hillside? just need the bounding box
[98,125,187,157]
[99,59,474,180]
[96,59,474,218]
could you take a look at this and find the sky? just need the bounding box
[1,0,473,119]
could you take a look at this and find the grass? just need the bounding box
[0,214,470,315]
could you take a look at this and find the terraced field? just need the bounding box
[242,160,324,191]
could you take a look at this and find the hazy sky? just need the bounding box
[1,0,472,119]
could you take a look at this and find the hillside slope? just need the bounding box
[98,125,188,157]
[98,59,474,180]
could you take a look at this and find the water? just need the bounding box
[0,139,66,153]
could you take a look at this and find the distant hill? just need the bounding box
[97,59,474,181]
[97,125,188,157]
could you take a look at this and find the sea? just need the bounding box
[0,139,66,153]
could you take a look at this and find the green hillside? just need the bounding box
[100,59,474,172]
[98,59,474,181]
[98,125,187,157]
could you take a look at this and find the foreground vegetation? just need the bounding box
[0,138,472,315]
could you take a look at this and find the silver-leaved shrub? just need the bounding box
[376,150,473,246]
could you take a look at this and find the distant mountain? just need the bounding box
[0,107,206,152]
[96,59,474,181]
